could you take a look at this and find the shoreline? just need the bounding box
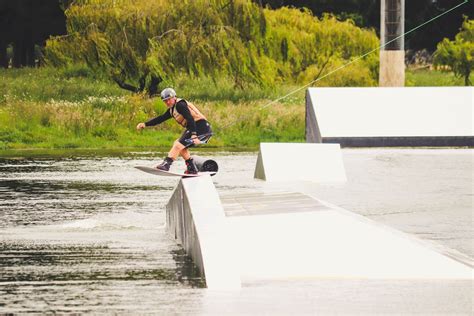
[0,146,260,158]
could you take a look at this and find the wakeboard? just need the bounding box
[135,166,216,177]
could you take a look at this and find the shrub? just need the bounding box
[434,18,473,86]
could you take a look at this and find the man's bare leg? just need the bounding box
[180,148,191,160]
[156,140,183,170]
[164,140,197,174]
[168,140,185,160]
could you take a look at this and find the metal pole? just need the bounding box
[380,0,405,86]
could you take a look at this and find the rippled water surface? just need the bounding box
[0,149,472,314]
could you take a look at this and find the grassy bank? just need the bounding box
[1,67,466,152]
[406,68,465,86]
[0,67,305,151]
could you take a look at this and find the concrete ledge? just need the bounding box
[166,176,241,290]
[306,87,474,147]
[167,181,472,284]
[254,142,347,182]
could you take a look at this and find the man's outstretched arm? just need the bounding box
[137,111,172,130]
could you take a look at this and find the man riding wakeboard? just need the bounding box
[136,88,212,174]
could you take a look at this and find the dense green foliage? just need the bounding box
[260,0,474,51]
[44,0,379,94]
[434,18,473,86]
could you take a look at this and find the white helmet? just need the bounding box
[160,88,176,101]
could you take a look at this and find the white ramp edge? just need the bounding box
[166,176,241,290]
[306,87,474,146]
[254,142,347,183]
[225,194,473,281]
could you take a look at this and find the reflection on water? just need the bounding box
[0,178,167,227]
[0,242,177,283]
[0,241,203,285]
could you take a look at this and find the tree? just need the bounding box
[434,18,473,86]
[45,0,379,94]
[45,0,269,95]
[256,0,474,51]
[0,0,66,68]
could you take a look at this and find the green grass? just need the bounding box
[0,65,128,103]
[0,66,467,153]
[0,67,305,152]
[406,68,466,86]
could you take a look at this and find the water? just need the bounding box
[0,149,472,314]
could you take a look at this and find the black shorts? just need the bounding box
[178,120,212,147]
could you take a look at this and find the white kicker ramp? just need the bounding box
[306,87,474,146]
[224,193,473,281]
[254,142,346,182]
[166,176,241,290]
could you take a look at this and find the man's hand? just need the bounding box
[136,122,146,131]
[192,135,201,145]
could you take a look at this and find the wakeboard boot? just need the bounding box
[156,157,174,171]
[185,158,198,174]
